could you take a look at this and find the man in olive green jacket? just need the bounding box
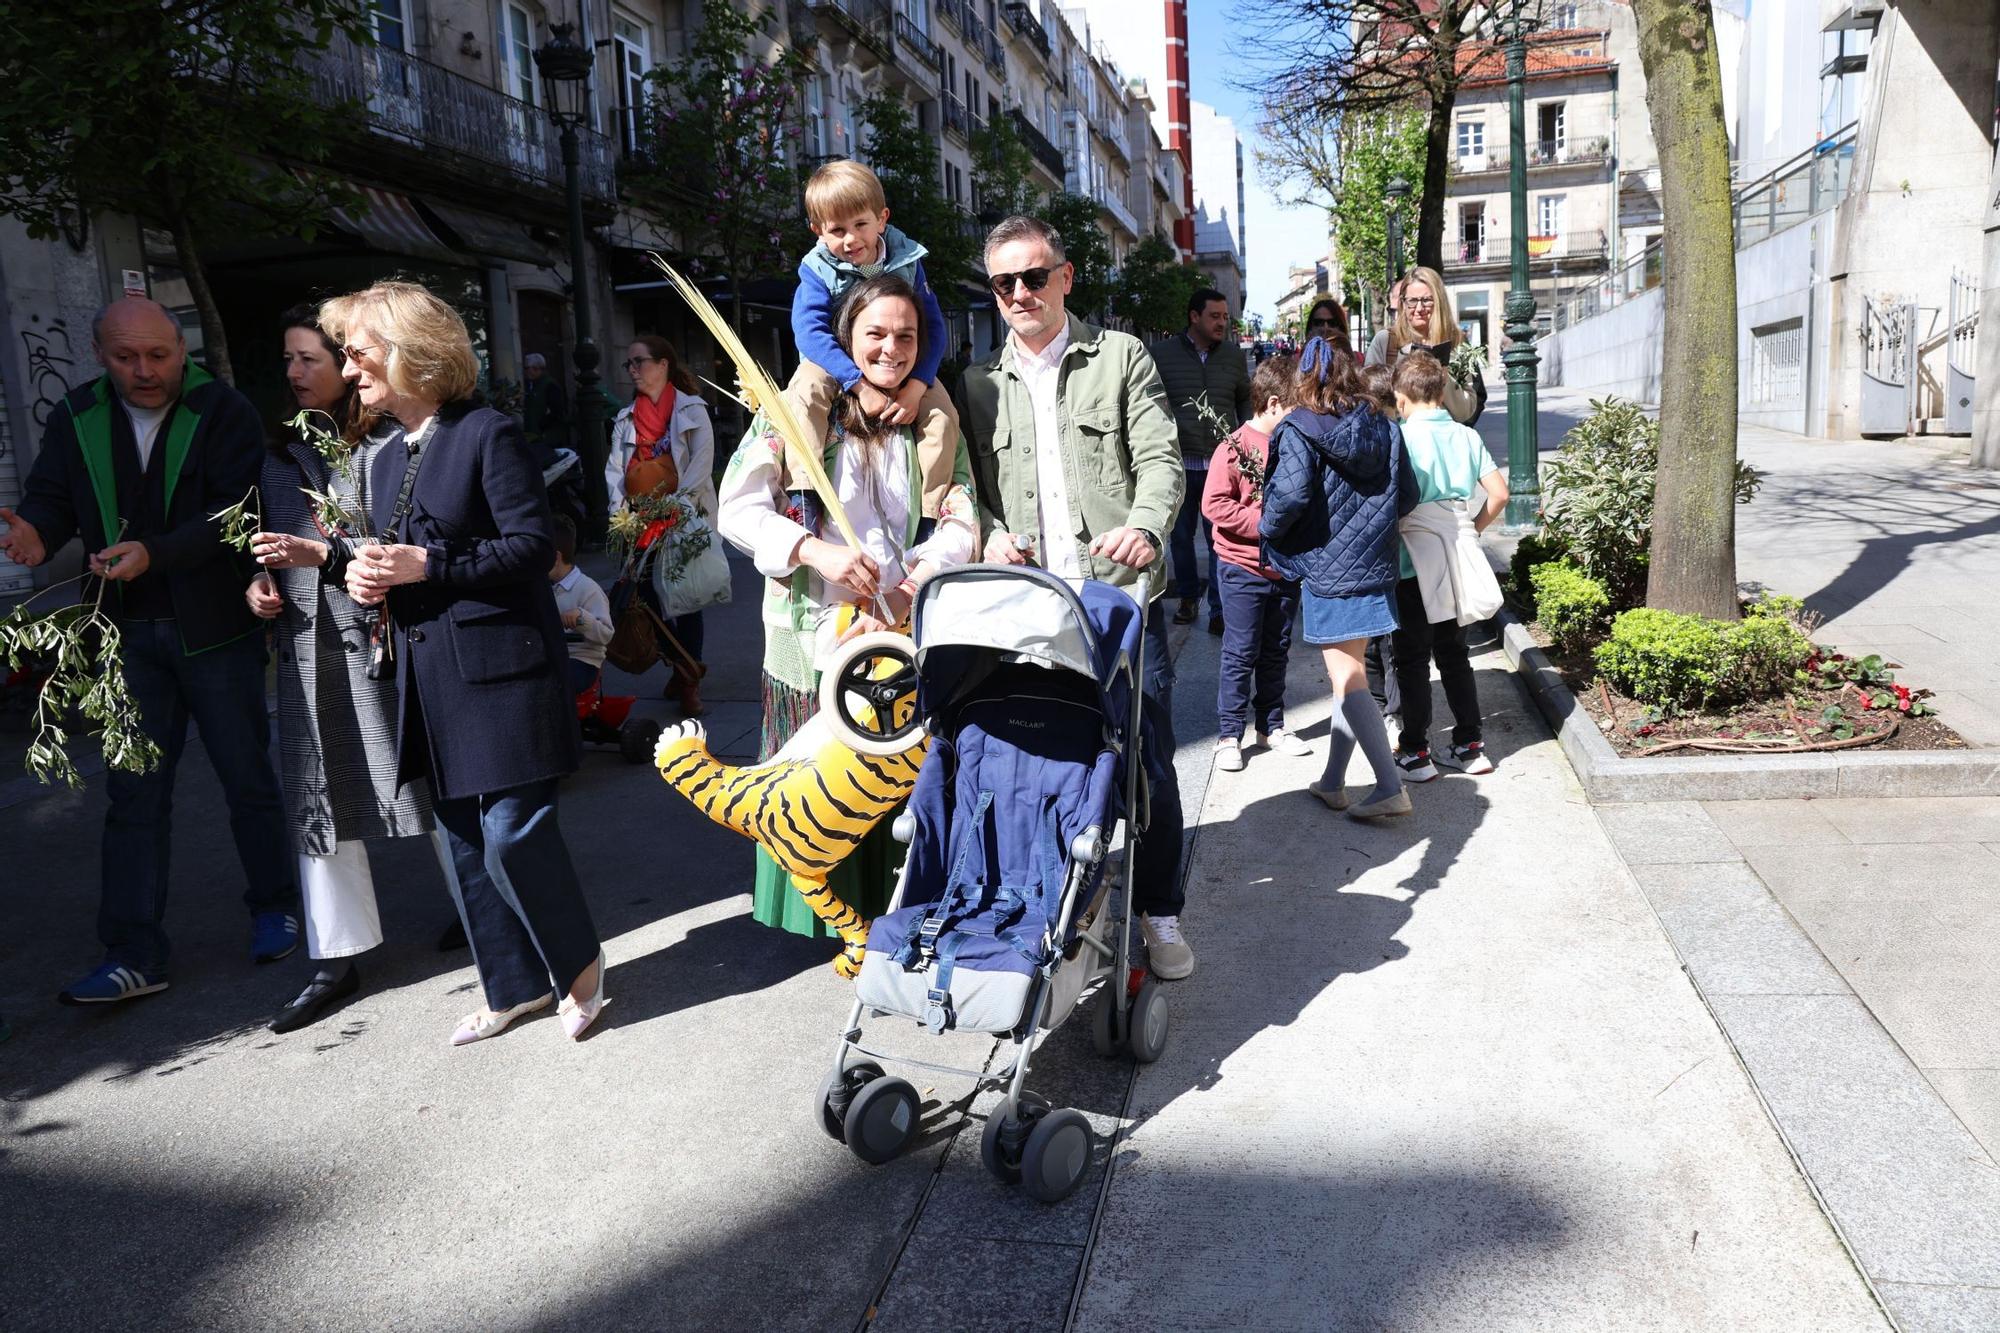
[956,214,1194,980]
[1150,289,1251,630]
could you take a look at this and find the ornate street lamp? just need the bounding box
[535,20,611,530]
[1385,176,1411,289]
[1496,2,1543,531]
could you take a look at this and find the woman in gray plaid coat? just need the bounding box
[245,308,456,1034]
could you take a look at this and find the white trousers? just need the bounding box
[300,830,459,960]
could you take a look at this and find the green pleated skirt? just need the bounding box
[748,673,905,938]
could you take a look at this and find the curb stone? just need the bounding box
[1497,612,2000,803]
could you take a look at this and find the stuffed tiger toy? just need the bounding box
[654,662,927,978]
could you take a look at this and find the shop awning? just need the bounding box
[418,199,553,267]
[331,186,460,264]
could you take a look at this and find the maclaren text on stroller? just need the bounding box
[819,566,1172,1203]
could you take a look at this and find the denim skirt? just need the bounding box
[1301,587,1399,644]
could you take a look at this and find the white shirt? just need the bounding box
[122,400,169,471]
[1011,327,1082,579]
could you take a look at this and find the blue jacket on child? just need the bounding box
[1258,404,1417,597]
[793,223,948,392]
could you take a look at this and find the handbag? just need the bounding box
[604,578,662,675]
[623,445,679,500]
[655,529,732,618]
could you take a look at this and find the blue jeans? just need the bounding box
[1168,466,1221,617]
[433,778,600,1012]
[1136,600,1184,918]
[1215,563,1300,740]
[101,621,294,972]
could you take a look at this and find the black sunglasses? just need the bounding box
[1308,317,1339,328]
[988,266,1055,298]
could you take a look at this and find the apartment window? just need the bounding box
[1536,193,1567,242]
[1751,318,1805,405]
[1459,203,1486,262]
[1552,3,1578,27]
[500,3,540,107]
[1456,118,1485,162]
[1536,102,1566,158]
[613,10,652,154]
[806,72,828,158]
[371,0,410,51]
[898,0,928,36]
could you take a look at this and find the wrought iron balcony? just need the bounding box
[893,13,942,71]
[808,0,893,65]
[1452,229,1610,275]
[942,92,970,143]
[1008,107,1065,178]
[1096,114,1130,165]
[1093,181,1139,238]
[1004,2,1052,59]
[935,0,965,34]
[308,32,615,203]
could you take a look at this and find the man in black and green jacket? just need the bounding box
[0,297,297,1005]
[1149,288,1251,631]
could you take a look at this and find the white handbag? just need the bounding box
[651,515,734,618]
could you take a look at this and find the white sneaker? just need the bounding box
[1141,914,1194,980]
[1258,728,1313,757]
[1214,738,1245,772]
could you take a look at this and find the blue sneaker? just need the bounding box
[58,962,170,1006]
[251,911,300,964]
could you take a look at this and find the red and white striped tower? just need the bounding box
[1163,0,1195,258]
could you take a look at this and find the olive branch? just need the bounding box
[0,521,163,787]
[286,409,369,536]
[1448,341,1487,389]
[211,486,261,554]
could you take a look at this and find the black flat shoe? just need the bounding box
[269,965,361,1034]
[1172,599,1197,624]
[436,918,469,952]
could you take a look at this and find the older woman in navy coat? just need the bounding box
[323,281,607,1044]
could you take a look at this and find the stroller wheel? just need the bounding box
[844,1075,920,1164]
[1128,979,1169,1065]
[619,718,662,765]
[980,1092,1049,1185]
[1020,1108,1095,1203]
[817,1062,883,1143]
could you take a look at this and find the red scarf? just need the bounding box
[633,385,675,460]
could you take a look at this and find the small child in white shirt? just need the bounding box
[550,515,614,697]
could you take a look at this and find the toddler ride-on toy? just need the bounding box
[570,637,660,763]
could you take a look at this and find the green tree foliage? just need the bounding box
[1333,107,1427,314]
[1115,235,1212,338]
[625,0,814,331]
[1033,194,1113,322]
[859,93,976,302]
[0,0,377,382]
[970,111,1044,221]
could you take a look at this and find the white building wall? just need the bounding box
[1190,99,1246,308]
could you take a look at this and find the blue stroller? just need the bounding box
[817,566,1171,1203]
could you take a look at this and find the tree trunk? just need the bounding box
[1634,0,1739,619]
[1416,92,1454,272]
[169,218,234,386]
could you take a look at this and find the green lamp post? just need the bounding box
[535,20,613,534]
[1497,4,1543,531]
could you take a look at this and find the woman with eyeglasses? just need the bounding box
[715,272,978,958]
[605,334,716,715]
[1363,266,1486,426]
[243,305,459,1034]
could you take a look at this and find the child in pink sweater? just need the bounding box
[1201,355,1306,772]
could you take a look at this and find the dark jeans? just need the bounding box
[1136,600,1185,918]
[566,657,602,697]
[1214,563,1300,740]
[101,621,294,972]
[1366,636,1401,717]
[1391,577,1483,754]
[434,778,601,1012]
[1168,466,1221,617]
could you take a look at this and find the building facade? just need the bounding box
[1189,100,1247,318]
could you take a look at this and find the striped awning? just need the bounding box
[332,186,461,264]
[417,199,552,267]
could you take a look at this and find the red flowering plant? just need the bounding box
[606,488,712,586]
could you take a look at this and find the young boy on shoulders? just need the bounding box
[1387,352,1508,780]
[1202,354,1309,773]
[549,514,614,698]
[786,159,960,518]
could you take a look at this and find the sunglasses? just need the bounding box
[1308,317,1339,328]
[988,266,1056,298]
[622,356,658,371]
[341,343,382,362]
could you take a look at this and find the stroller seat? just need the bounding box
[857,670,1119,1035]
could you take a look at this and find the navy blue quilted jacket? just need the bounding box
[1257,404,1417,597]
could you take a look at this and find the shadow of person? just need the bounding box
[602,912,832,1032]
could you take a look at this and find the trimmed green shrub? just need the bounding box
[1542,397,1762,611]
[1593,608,1728,711]
[1718,614,1813,702]
[1531,560,1611,656]
[1508,530,1568,614]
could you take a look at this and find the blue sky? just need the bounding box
[1186,0,1332,324]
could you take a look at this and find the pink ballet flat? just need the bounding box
[559,951,609,1040]
[449,993,552,1046]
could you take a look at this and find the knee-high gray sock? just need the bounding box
[1319,700,1357,790]
[1341,690,1402,801]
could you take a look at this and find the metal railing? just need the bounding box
[1004,1,1051,58]
[308,32,616,201]
[1093,180,1139,238]
[893,12,942,69]
[1551,238,1663,327]
[1948,269,1981,376]
[1733,122,1857,249]
[942,91,970,141]
[1009,107,1065,176]
[809,0,894,60]
[936,0,965,34]
[1097,113,1130,164]
[1458,230,1608,269]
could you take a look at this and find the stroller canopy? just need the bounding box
[911,567,1144,728]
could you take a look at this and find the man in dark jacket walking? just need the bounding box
[1150,289,1251,632]
[0,297,298,1004]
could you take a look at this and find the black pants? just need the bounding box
[1136,602,1184,918]
[1390,577,1482,755]
[1365,636,1400,716]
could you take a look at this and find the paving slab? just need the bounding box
[1629,862,1852,997]
[1701,798,1853,848]
[1072,644,1883,1332]
[1922,1068,2000,1163]
[1594,801,1743,864]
